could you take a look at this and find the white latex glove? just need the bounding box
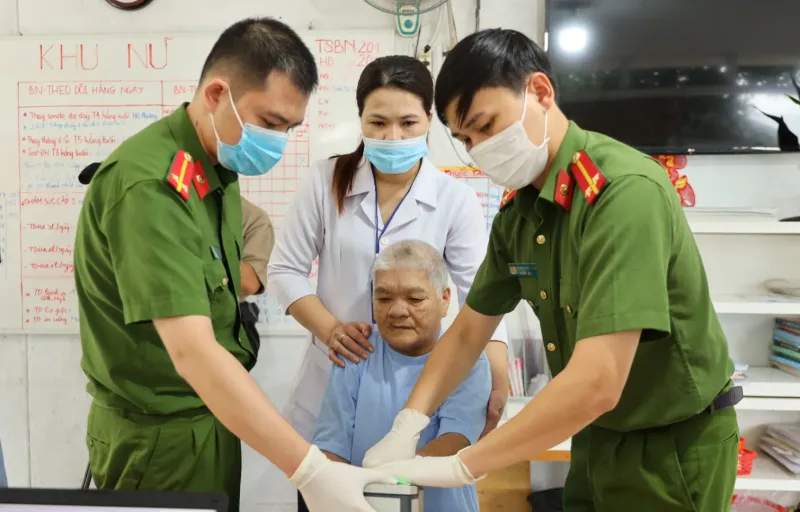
[362,408,430,468]
[378,449,483,488]
[290,445,396,512]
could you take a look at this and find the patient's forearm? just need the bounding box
[417,433,470,457]
[321,450,349,464]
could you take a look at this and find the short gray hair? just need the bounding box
[372,240,449,294]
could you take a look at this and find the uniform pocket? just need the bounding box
[204,260,236,330]
[204,260,228,296]
[588,426,697,512]
[85,405,160,490]
[137,416,215,490]
[559,280,579,342]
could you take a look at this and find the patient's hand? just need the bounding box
[321,450,350,464]
[417,433,470,457]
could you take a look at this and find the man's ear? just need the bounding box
[441,287,451,317]
[528,72,556,111]
[203,78,228,114]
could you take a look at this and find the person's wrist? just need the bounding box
[458,446,484,480]
[323,323,342,347]
[288,444,325,486]
[396,408,430,433]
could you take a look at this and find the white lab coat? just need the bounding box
[268,155,508,439]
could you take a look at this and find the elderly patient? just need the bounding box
[312,239,491,511]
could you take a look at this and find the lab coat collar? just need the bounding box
[347,157,438,209]
[352,156,438,233]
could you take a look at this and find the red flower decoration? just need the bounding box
[654,155,695,207]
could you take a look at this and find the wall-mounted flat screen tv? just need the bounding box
[546,0,800,154]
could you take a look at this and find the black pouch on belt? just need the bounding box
[240,301,262,359]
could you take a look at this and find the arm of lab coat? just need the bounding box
[267,161,325,311]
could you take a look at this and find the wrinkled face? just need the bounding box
[204,71,309,156]
[373,268,450,356]
[361,87,431,141]
[445,72,555,151]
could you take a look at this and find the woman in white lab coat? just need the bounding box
[268,56,509,446]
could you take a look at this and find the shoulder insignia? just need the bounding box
[554,169,575,211]
[499,189,517,210]
[193,161,211,200]
[569,150,608,206]
[165,150,194,201]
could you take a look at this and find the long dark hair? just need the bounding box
[331,55,433,214]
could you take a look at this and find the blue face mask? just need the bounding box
[363,134,428,174]
[210,86,288,176]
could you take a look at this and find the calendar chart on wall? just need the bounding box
[0,31,394,334]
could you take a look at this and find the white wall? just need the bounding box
[1,1,799,511]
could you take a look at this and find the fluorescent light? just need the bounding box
[557,26,588,53]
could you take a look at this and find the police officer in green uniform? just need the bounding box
[363,29,741,511]
[74,18,393,512]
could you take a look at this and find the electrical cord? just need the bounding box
[441,122,479,170]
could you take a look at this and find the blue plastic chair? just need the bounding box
[0,439,7,487]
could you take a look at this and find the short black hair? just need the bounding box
[434,28,555,126]
[199,17,318,95]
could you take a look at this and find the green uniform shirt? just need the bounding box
[466,121,733,431]
[75,104,255,415]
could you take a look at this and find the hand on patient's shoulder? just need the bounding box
[327,321,373,367]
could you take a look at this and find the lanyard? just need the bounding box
[372,171,418,255]
[370,170,418,321]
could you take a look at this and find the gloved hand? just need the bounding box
[290,445,396,512]
[378,448,483,489]
[362,409,430,468]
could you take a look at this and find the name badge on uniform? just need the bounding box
[210,245,222,259]
[508,263,538,277]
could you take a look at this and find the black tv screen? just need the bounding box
[546,0,800,154]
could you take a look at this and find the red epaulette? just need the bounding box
[165,150,194,201]
[569,150,608,206]
[499,189,517,210]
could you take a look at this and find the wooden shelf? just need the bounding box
[506,367,800,459]
[738,367,800,398]
[528,445,800,492]
[713,295,800,315]
[690,221,800,235]
[735,453,800,492]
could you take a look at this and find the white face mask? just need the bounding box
[468,91,550,190]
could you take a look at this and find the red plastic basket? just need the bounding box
[737,449,758,476]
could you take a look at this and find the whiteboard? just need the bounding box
[0,31,394,334]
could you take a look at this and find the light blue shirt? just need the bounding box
[313,331,491,512]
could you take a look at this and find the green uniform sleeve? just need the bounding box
[465,216,521,316]
[103,180,210,324]
[576,175,673,341]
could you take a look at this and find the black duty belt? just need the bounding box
[704,385,743,414]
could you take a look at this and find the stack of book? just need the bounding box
[732,361,749,381]
[770,317,800,376]
[760,424,800,475]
